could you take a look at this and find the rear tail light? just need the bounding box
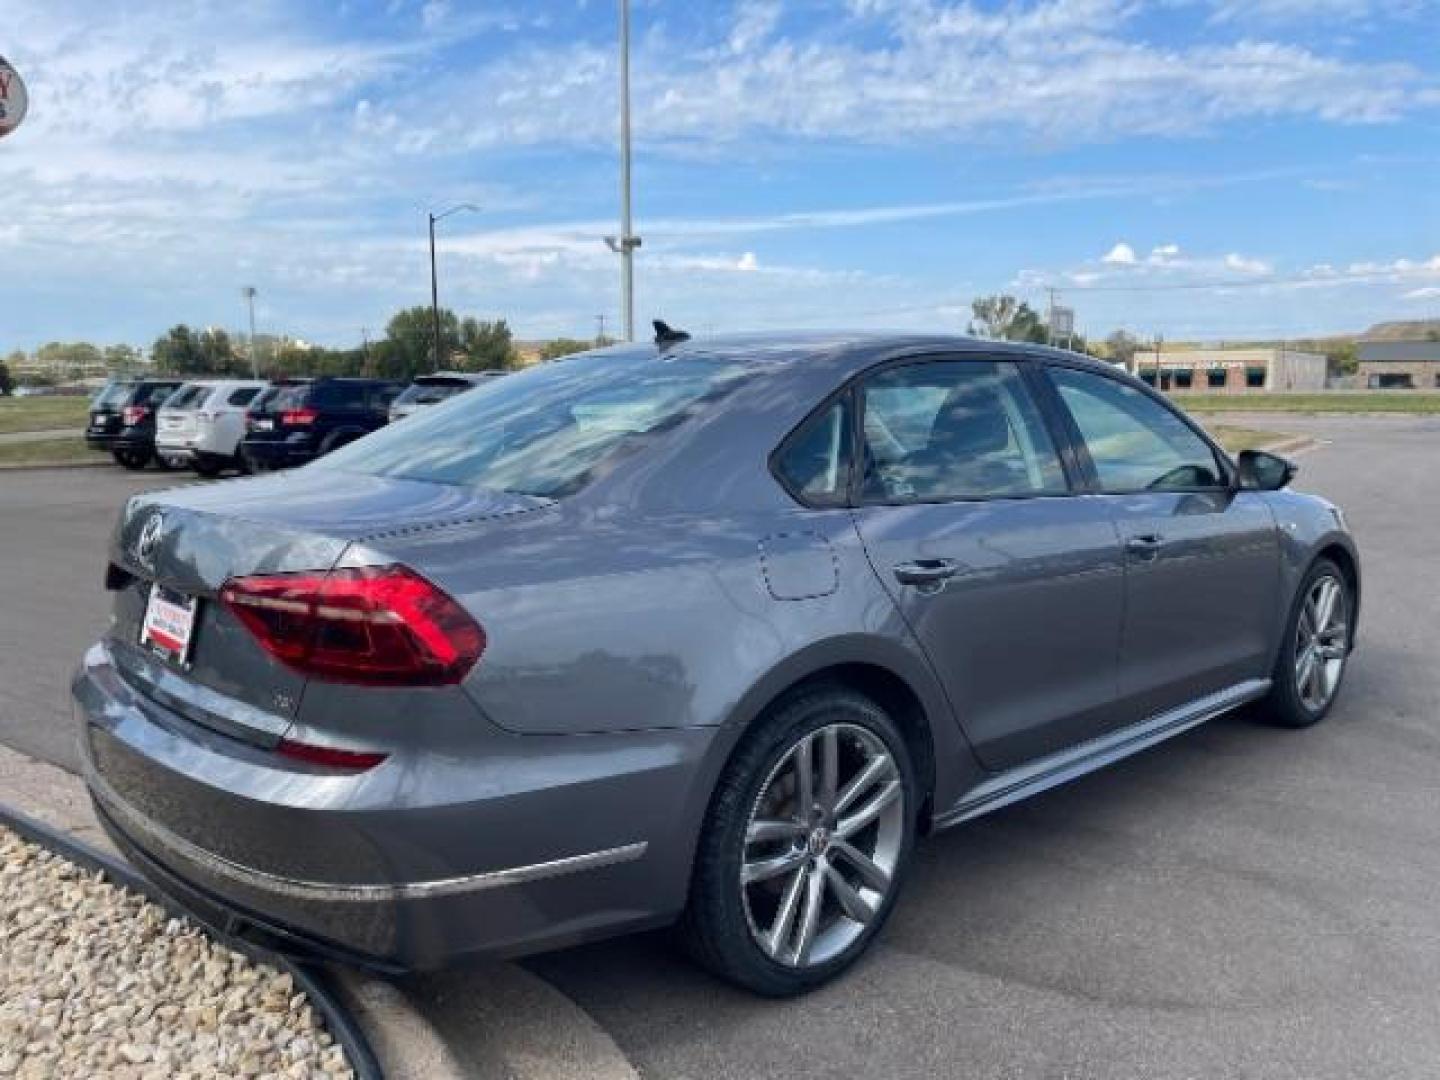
[219,565,484,686]
[122,406,149,426]
[282,407,319,426]
[275,738,388,772]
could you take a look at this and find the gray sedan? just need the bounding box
[74,330,1359,996]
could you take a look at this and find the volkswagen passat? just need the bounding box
[75,330,1359,995]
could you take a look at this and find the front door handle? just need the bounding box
[1124,533,1165,560]
[893,559,962,586]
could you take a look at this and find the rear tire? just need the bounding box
[192,455,224,478]
[681,686,917,996]
[112,448,150,470]
[1256,558,1352,729]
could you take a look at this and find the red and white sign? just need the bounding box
[0,56,28,139]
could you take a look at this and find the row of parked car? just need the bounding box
[85,371,503,475]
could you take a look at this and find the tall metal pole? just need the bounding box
[242,286,258,378]
[619,0,635,341]
[428,212,441,372]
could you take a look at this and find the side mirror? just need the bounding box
[1237,449,1297,491]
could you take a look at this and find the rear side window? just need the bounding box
[774,396,852,506]
[227,387,260,407]
[1047,367,1224,492]
[859,360,1067,503]
[165,385,209,409]
[313,353,747,499]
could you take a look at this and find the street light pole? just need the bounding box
[603,0,642,341]
[427,204,480,372]
[241,286,258,378]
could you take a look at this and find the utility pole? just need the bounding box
[241,286,258,378]
[1046,288,1057,348]
[595,313,607,345]
[360,328,372,374]
[604,0,642,341]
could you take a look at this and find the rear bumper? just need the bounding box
[72,641,713,969]
[240,437,316,469]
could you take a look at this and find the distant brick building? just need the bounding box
[1357,340,1440,389]
[1135,347,1327,394]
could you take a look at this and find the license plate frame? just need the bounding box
[140,584,199,666]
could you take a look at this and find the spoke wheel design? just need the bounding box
[1294,573,1348,713]
[740,723,905,969]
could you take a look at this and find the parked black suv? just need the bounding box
[86,378,185,469]
[240,377,403,471]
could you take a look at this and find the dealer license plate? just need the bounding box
[140,584,198,664]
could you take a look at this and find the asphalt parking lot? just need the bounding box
[3,414,1439,1078]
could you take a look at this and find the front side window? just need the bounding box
[313,352,748,499]
[1048,367,1225,493]
[774,396,852,505]
[859,360,1067,503]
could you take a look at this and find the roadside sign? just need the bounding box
[0,56,29,139]
[1051,305,1075,338]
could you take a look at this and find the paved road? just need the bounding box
[3,417,1439,1078]
[0,468,174,769]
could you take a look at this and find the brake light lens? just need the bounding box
[219,565,484,686]
[122,406,149,426]
[282,407,319,426]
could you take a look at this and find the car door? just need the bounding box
[849,355,1126,771]
[1040,363,1282,724]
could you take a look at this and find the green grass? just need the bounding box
[1173,392,1440,414]
[0,396,91,434]
[0,436,100,467]
[1208,424,1297,454]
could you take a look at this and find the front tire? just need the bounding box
[1258,558,1353,729]
[682,686,917,996]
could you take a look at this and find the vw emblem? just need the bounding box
[135,513,165,569]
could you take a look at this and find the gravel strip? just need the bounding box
[0,825,354,1078]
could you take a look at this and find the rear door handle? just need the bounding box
[893,559,962,586]
[1124,533,1165,560]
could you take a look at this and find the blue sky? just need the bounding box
[2,0,1438,351]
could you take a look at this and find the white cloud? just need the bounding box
[1102,243,1138,265]
[1403,287,1440,301]
[1224,253,1272,275]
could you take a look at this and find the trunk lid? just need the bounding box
[108,469,546,740]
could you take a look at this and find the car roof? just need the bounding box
[580,330,1119,379]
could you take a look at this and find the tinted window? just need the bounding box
[859,360,1066,503]
[227,387,260,407]
[94,382,134,409]
[394,382,469,407]
[313,353,747,499]
[164,384,209,409]
[1049,367,1224,492]
[775,396,852,505]
[315,383,365,408]
[140,384,180,406]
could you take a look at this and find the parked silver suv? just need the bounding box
[75,331,1358,995]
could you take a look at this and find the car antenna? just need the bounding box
[653,320,691,347]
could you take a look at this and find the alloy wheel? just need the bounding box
[1295,574,1348,713]
[740,722,905,969]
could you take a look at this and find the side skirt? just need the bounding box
[933,678,1271,831]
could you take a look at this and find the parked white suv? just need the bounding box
[388,371,502,422]
[156,380,267,476]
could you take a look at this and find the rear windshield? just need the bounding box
[313,353,748,498]
[93,382,134,409]
[394,381,471,407]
